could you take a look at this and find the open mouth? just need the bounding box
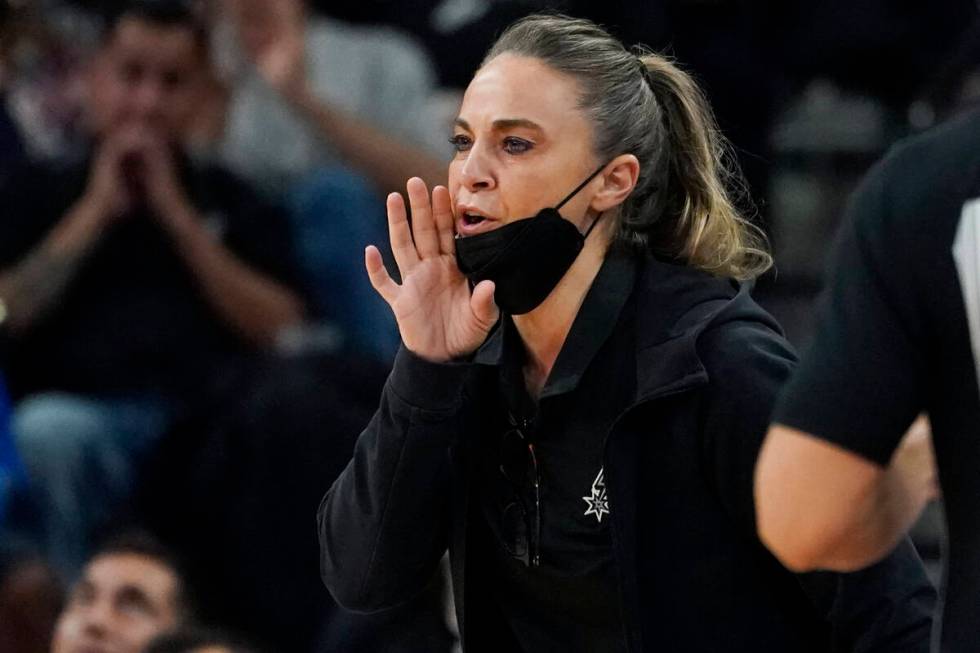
[463,212,487,226]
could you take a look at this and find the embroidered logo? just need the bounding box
[582,467,610,523]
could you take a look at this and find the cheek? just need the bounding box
[120,617,167,650]
[103,82,139,124]
[496,176,540,221]
[165,87,199,125]
[447,160,463,203]
[50,614,79,651]
[86,76,119,123]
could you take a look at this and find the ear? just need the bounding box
[590,154,640,213]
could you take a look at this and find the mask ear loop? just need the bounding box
[555,162,608,239]
[554,163,608,211]
[582,211,605,240]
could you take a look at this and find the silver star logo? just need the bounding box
[583,467,610,523]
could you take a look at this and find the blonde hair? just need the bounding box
[484,14,772,280]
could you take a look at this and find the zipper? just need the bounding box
[600,378,706,653]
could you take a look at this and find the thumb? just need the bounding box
[470,280,499,328]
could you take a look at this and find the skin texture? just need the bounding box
[367,54,638,396]
[755,416,938,572]
[50,553,180,653]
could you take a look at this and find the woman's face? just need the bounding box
[449,54,604,238]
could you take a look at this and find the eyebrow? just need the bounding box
[70,579,95,599]
[453,117,544,132]
[116,585,158,613]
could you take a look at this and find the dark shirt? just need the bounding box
[476,256,636,652]
[320,251,935,653]
[0,153,301,400]
[774,110,980,652]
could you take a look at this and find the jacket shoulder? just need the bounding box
[697,289,798,387]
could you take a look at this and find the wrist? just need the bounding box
[50,196,110,253]
[284,81,322,115]
[160,202,205,243]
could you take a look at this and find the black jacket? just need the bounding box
[318,254,934,652]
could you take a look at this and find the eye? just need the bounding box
[120,62,144,84]
[502,137,532,155]
[162,71,183,90]
[448,134,472,153]
[116,588,155,618]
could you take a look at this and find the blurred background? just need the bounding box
[0,0,974,651]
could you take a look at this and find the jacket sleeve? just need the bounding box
[699,317,935,653]
[317,345,469,612]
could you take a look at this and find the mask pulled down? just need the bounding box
[454,164,607,315]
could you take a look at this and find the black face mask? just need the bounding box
[454,165,607,315]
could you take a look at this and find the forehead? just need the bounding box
[84,553,178,602]
[104,17,201,67]
[226,0,271,18]
[459,54,589,133]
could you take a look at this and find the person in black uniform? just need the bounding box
[319,14,936,652]
[756,110,980,652]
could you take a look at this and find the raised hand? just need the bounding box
[366,177,499,362]
[239,0,308,99]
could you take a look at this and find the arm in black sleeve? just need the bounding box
[700,316,935,653]
[774,153,926,464]
[317,345,469,612]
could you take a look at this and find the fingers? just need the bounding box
[469,280,499,328]
[432,185,456,255]
[407,177,441,259]
[386,190,419,274]
[365,245,398,305]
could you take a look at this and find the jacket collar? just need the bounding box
[630,256,744,402]
[473,251,636,399]
[472,251,767,404]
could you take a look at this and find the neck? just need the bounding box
[513,226,611,397]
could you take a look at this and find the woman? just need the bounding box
[318,14,934,652]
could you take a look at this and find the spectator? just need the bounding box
[51,531,191,653]
[0,548,63,653]
[205,0,458,361]
[213,0,449,195]
[0,0,305,578]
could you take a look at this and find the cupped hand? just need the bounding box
[366,177,499,362]
[80,130,136,222]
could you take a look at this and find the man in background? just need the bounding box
[0,0,305,577]
[51,531,191,653]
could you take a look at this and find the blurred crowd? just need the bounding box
[0,0,977,652]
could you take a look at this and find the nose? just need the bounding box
[458,142,495,193]
[130,78,165,121]
[78,599,112,638]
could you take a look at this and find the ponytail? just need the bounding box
[638,54,771,279]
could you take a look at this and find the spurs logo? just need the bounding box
[582,467,610,523]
